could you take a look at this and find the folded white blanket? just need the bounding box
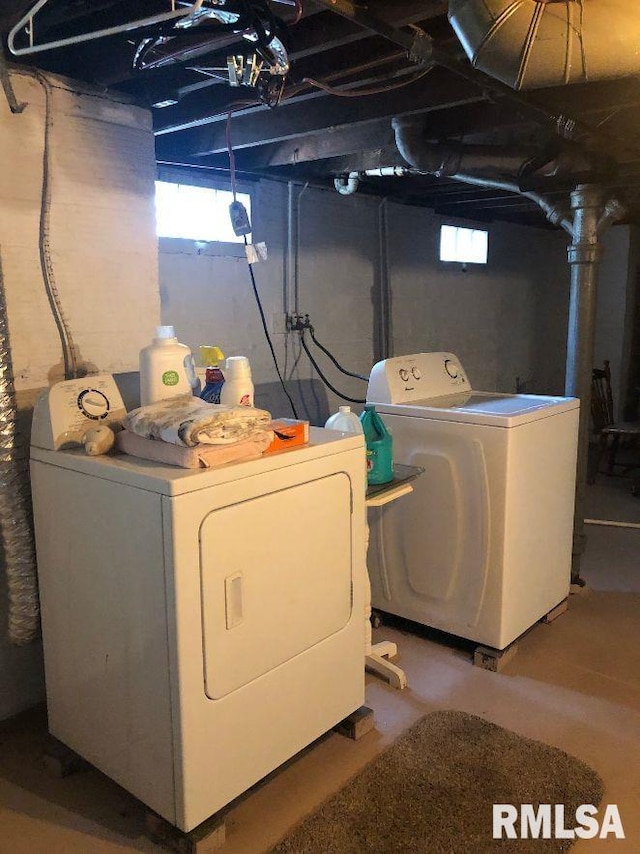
[123,395,271,447]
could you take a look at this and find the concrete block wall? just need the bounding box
[0,70,159,721]
[1,71,160,393]
[386,204,569,394]
[159,179,571,425]
[159,181,377,418]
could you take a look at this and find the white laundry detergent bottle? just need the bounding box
[139,325,198,406]
[325,406,367,488]
[219,356,254,407]
[324,405,364,434]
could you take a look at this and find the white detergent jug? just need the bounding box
[139,326,198,406]
[219,356,254,407]
[324,405,364,434]
[326,406,367,489]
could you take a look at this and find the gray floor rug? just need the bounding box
[270,710,603,854]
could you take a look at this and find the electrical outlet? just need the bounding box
[229,200,252,236]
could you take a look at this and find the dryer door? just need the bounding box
[200,473,353,699]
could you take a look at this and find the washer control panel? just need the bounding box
[367,352,470,404]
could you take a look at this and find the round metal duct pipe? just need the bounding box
[448,0,640,90]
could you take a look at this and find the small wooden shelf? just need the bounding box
[365,463,424,506]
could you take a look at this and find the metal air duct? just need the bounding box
[448,0,640,90]
[0,250,40,646]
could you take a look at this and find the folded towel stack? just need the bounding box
[118,395,274,469]
[123,395,271,447]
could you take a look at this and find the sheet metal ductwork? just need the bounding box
[448,0,640,90]
[0,253,40,646]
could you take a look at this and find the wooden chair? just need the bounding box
[589,360,640,482]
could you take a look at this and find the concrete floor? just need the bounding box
[0,480,639,853]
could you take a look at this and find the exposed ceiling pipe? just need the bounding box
[334,174,361,195]
[391,117,596,230]
[444,173,574,234]
[596,198,626,237]
[448,0,640,90]
[392,119,605,183]
[334,167,417,195]
[334,162,575,232]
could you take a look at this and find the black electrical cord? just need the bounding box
[244,240,299,419]
[308,325,369,382]
[300,331,366,405]
[226,111,297,417]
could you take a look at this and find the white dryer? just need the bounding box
[31,421,366,832]
[366,352,579,650]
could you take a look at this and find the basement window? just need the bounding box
[155,181,251,244]
[440,225,488,265]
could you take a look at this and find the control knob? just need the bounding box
[444,359,459,379]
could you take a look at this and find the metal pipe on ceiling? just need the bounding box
[448,0,640,90]
[334,166,417,195]
[392,118,583,229]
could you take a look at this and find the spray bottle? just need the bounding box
[199,346,226,404]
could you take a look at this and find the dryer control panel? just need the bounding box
[366,352,471,404]
[31,374,127,450]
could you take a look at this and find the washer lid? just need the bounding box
[375,391,579,427]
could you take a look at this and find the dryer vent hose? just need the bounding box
[0,250,40,645]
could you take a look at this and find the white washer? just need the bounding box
[30,423,366,832]
[366,352,579,650]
